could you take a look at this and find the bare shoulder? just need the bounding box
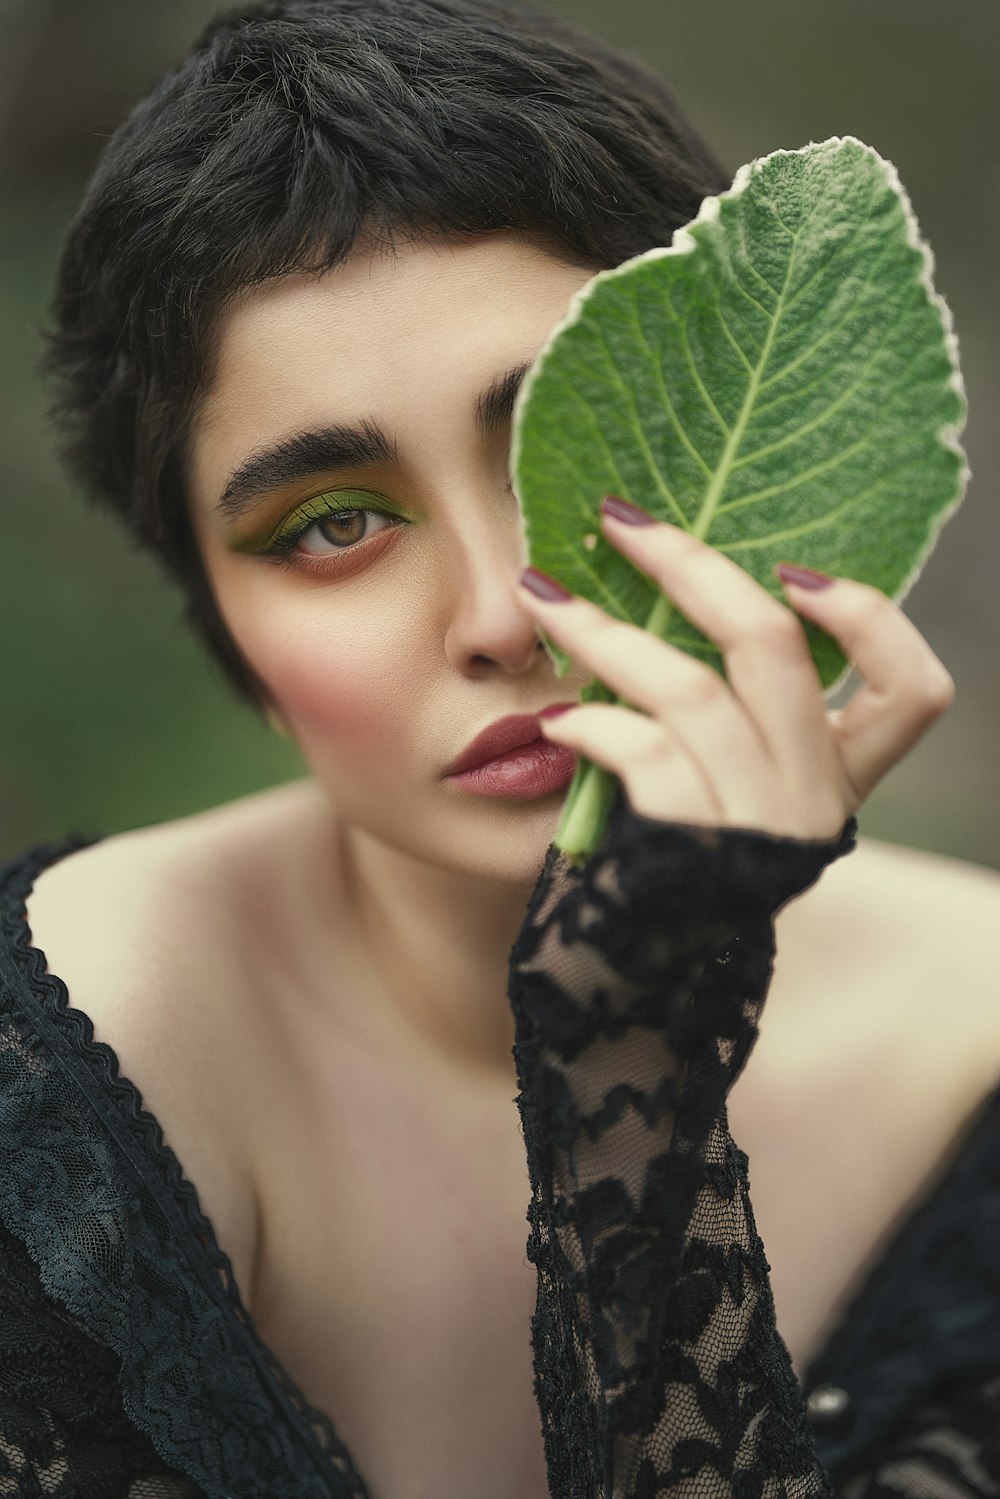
[846,830,1000,901]
[819,831,1000,978]
[737,835,1000,1372]
[26,778,321,1002]
[770,830,1000,1085]
[23,774,331,1108]
[22,777,325,1300]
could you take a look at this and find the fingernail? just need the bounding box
[537,704,573,720]
[519,566,574,602]
[601,495,657,526]
[775,564,834,592]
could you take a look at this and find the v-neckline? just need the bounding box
[3,834,998,1497]
[1,835,373,1499]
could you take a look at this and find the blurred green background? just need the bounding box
[2,0,997,866]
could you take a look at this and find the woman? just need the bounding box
[1,1,997,1495]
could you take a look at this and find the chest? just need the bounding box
[245,1022,550,1499]
[161,949,994,1497]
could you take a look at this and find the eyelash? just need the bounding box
[252,463,516,577]
[260,497,405,573]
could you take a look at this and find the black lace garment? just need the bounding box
[1,795,998,1498]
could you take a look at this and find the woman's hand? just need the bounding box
[516,496,955,842]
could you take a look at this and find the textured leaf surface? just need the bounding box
[513,136,967,692]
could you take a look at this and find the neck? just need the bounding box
[323,811,546,1079]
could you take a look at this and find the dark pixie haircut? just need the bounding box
[45,0,728,707]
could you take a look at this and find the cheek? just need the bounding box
[239,602,414,768]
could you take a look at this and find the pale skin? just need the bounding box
[25,229,1000,1498]
[185,228,954,1023]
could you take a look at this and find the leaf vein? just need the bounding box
[754,344,887,421]
[591,323,689,524]
[533,446,641,614]
[627,300,714,480]
[676,299,732,439]
[716,429,882,514]
[730,346,890,471]
[780,252,846,315]
[716,306,756,374]
[723,471,902,552]
[730,272,774,321]
[691,216,807,538]
[556,376,637,500]
[757,238,897,395]
[733,215,784,303]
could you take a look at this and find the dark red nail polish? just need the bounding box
[602,495,656,526]
[537,704,573,720]
[519,566,574,602]
[775,564,834,591]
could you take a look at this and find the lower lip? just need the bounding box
[446,739,577,799]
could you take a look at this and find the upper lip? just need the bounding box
[444,709,576,777]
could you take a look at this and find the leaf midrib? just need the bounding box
[691,212,804,544]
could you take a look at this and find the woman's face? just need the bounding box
[188,232,597,885]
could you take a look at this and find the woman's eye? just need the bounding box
[247,497,408,576]
[294,507,396,556]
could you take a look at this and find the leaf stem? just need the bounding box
[553,592,677,864]
[553,755,618,866]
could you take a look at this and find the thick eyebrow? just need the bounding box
[215,359,535,523]
[216,421,396,521]
[475,361,533,433]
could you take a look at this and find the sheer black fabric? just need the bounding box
[0,837,367,1499]
[1,803,999,1498]
[507,796,858,1497]
[0,1216,205,1497]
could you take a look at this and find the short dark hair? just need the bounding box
[44,0,728,706]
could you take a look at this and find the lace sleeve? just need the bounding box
[507,793,857,1499]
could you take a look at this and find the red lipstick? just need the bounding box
[444,710,578,800]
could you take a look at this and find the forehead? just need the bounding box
[192,232,593,457]
[186,233,597,525]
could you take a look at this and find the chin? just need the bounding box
[444,792,568,882]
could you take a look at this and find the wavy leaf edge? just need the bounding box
[511,134,969,671]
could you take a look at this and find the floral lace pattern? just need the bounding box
[0,837,369,1499]
[507,795,857,1497]
[2,806,999,1498]
[0,1214,205,1497]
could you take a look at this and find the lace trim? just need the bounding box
[0,837,371,1499]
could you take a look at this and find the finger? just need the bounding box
[537,701,724,825]
[777,571,956,800]
[599,505,840,792]
[516,578,772,795]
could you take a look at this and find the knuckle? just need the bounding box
[672,665,725,711]
[773,786,846,840]
[751,607,805,658]
[917,661,956,717]
[632,731,677,768]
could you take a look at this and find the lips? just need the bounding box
[444,709,576,777]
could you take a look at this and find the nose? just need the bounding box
[439,513,555,678]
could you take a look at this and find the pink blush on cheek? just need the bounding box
[256,633,415,776]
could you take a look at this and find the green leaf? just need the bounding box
[512,136,968,864]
